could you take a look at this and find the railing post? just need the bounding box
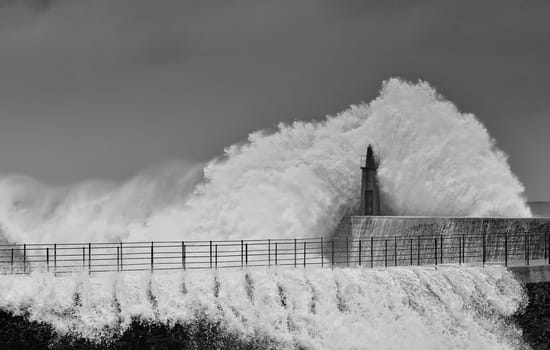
[303,242,306,267]
[504,232,508,267]
[245,243,248,266]
[370,236,374,268]
[209,240,213,269]
[215,244,218,269]
[434,237,438,267]
[120,242,123,271]
[417,236,420,265]
[358,240,362,266]
[150,241,154,271]
[46,247,50,272]
[462,233,466,264]
[458,236,462,265]
[331,240,335,269]
[482,233,486,266]
[268,239,271,267]
[294,239,297,268]
[275,242,278,266]
[82,247,85,269]
[440,235,443,264]
[394,236,397,267]
[384,239,388,268]
[523,232,529,265]
[117,247,120,272]
[10,248,13,274]
[182,241,186,270]
[545,233,548,261]
[346,238,349,267]
[410,238,413,266]
[87,243,90,274]
[526,233,530,266]
[320,237,324,268]
[23,244,26,274]
[241,240,244,269]
[54,243,57,276]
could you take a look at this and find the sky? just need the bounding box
[0,0,549,200]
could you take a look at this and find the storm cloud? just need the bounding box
[0,0,549,199]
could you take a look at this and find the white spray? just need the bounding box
[0,266,527,349]
[0,78,531,243]
[0,161,203,243]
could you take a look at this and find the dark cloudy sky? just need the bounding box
[0,0,549,200]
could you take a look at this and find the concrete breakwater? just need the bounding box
[332,216,550,266]
[335,216,550,239]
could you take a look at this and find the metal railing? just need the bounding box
[0,232,549,275]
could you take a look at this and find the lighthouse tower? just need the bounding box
[360,145,381,216]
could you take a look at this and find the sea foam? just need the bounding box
[0,266,527,349]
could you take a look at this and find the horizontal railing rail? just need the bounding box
[0,231,549,275]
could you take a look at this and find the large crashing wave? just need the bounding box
[0,162,204,243]
[0,78,531,243]
[0,266,527,349]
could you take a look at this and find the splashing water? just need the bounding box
[0,161,204,243]
[0,266,527,349]
[0,78,531,244]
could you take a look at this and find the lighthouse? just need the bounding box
[360,145,381,216]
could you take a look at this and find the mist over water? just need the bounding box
[0,162,204,243]
[0,78,531,244]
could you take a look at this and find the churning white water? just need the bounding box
[0,266,527,349]
[0,78,531,244]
